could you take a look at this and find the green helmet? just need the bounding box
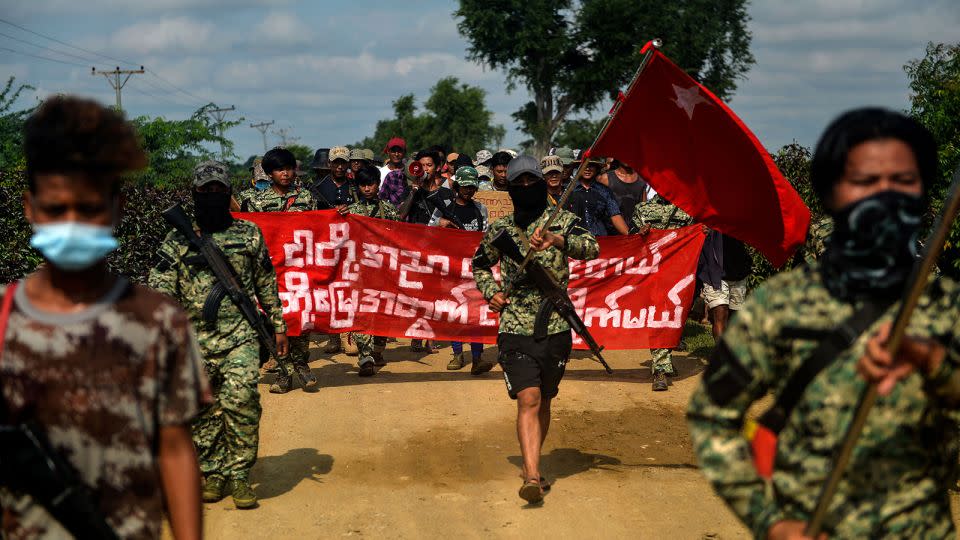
[453,166,479,189]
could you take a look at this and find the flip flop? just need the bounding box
[540,477,551,491]
[518,479,544,503]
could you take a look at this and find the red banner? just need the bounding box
[238,211,706,350]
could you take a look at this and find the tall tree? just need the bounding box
[455,0,754,157]
[355,77,504,156]
[904,41,960,275]
[0,77,35,170]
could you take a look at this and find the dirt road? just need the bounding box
[195,327,749,539]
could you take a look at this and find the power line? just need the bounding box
[145,68,214,105]
[250,120,274,152]
[207,105,236,160]
[0,30,99,64]
[0,16,137,66]
[92,66,145,111]
[0,46,89,68]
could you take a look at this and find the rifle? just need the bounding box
[161,205,279,363]
[428,193,466,230]
[0,359,119,540]
[491,229,612,374]
[805,164,960,536]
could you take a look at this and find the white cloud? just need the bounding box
[252,12,311,46]
[110,17,222,55]
[7,0,292,17]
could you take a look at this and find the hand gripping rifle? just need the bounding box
[162,205,279,363]
[805,164,960,536]
[491,229,612,374]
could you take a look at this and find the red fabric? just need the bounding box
[238,211,706,349]
[591,45,810,268]
[750,424,778,480]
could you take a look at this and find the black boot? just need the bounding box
[294,361,318,390]
[269,370,293,394]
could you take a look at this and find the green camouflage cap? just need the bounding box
[553,147,575,166]
[453,166,479,189]
[193,160,231,188]
[476,165,492,180]
[349,148,367,161]
[361,148,375,161]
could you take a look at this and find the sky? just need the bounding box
[1,0,958,162]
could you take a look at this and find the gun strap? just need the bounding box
[757,298,891,434]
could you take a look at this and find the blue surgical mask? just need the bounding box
[255,179,271,190]
[30,222,119,271]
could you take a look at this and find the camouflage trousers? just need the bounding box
[651,348,675,375]
[278,335,310,374]
[193,341,261,481]
[354,333,386,362]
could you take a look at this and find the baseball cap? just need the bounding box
[446,152,460,164]
[540,155,564,175]
[475,149,493,165]
[349,148,367,161]
[193,160,231,188]
[453,166,479,189]
[553,147,575,166]
[330,146,350,162]
[499,147,518,159]
[506,155,543,184]
[476,165,492,181]
[362,148,375,161]
[384,137,407,153]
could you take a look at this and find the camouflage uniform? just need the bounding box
[0,281,210,539]
[246,186,315,387]
[148,218,285,483]
[803,215,834,264]
[236,187,259,211]
[630,196,694,374]
[473,209,599,335]
[346,197,400,363]
[687,262,960,538]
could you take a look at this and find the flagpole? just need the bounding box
[505,38,662,294]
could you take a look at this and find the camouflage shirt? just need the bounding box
[0,278,210,540]
[629,196,693,232]
[803,215,834,264]
[148,218,286,357]
[235,187,260,212]
[346,197,400,221]
[472,209,599,336]
[247,186,315,212]
[687,262,960,538]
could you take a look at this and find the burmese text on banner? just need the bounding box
[239,210,706,350]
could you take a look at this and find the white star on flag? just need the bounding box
[672,84,708,119]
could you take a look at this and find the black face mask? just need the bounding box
[821,191,923,301]
[508,180,548,229]
[193,190,234,234]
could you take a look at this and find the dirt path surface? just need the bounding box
[195,330,749,539]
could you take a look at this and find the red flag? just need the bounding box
[590,42,810,267]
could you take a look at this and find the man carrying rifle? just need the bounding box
[1,96,208,539]
[688,109,959,539]
[472,155,599,504]
[149,161,288,510]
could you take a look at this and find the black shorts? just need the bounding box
[497,331,573,400]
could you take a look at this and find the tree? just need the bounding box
[132,104,238,186]
[553,117,606,150]
[354,77,504,156]
[904,41,960,275]
[0,77,36,170]
[455,0,754,157]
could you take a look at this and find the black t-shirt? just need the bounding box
[450,201,484,231]
[407,186,456,225]
[722,236,752,281]
[310,175,357,208]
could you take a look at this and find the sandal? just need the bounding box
[518,479,544,503]
[540,476,551,492]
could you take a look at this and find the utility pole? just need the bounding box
[91,66,144,112]
[250,120,274,152]
[273,126,299,147]
[207,105,236,160]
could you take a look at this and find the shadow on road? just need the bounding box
[252,448,334,500]
[507,447,622,487]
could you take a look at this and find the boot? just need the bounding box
[323,334,341,354]
[358,357,376,377]
[447,352,465,370]
[230,477,258,509]
[341,333,359,356]
[652,372,669,392]
[372,351,387,366]
[294,361,318,390]
[269,371,293,394]
[202,474,226,503]
[471,357,496,376]
[260,358,278,374]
